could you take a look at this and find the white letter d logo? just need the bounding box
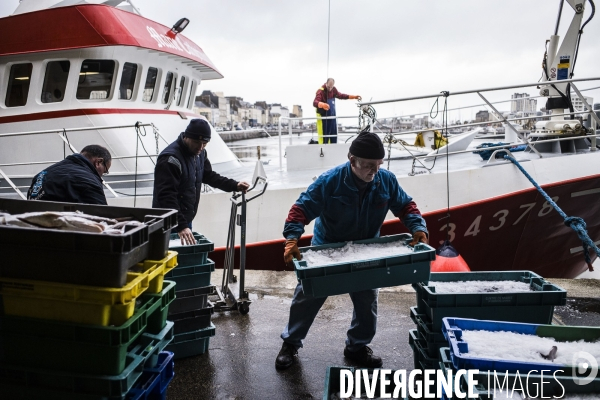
[572,351,598,385]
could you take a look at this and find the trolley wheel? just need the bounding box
[238,302,250,315]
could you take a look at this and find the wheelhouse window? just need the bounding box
[176,76,187,106]
[143,67,158,102]
[6,63,33,107]
[187,80,196,109]
[41,61,70,104]
[76,60,116,100]
[118,62,138,100]
[162,72,174,104]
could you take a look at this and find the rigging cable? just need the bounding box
[112,123,158,198]
[327,0,331,78]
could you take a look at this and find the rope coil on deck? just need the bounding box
[504,155,599,272]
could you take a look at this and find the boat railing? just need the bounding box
[277,76,600,169]
[0,122,160,200]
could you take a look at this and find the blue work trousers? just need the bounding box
[280,282,378,351]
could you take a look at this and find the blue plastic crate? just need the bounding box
[442,317,600,375]
[127,351,175,400]
[0,321,174,399]
[164,259,215,290]
[168,232,214,267]
[293,234,435,298]
[411,271,567,331]
[439,347,600,399]
[166,322,216,359]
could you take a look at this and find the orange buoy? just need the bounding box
[431,240,471,272]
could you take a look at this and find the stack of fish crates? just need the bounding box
[0,199,181,399]
[439,318,600,399]
[409,271,567,378]
[0,252,178,399]
[165,232,216,359]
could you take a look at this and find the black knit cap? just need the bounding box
[183,119,211,142]
[349,131,385,159]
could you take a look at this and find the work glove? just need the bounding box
[349,95,362,100]
[284,238,301,267]
[317,102,330,111]
[409,231,428,246]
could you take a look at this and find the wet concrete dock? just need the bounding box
[167,271,600,400]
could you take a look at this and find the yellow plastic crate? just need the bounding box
[1,294,135,326]
[0,270,148,304]
[132,251,178,294]
[0,251,178,326]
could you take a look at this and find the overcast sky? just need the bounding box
[2,0,600,122]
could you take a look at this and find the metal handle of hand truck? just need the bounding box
[231,177,268,204]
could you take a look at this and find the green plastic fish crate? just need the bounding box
[0,293,164,375]
[293,234,435,298]
[409,329,439,371]
[168,285,212,315]
[411,271,567,331]
[166,322,215,359]
[164,259,215,291]
[0,321,174,399]
[141,280,176,334]
[168,232,214,266]
[409,306,448,358]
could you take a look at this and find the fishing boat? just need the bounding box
[1,0,599,278]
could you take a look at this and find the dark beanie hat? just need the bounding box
[183,119,211,141]
[349,132,385,159]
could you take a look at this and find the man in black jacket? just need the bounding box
[27,144,111,205]
[153,119,250,245]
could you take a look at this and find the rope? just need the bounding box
[504,155,598,271]
[441,91,451,241]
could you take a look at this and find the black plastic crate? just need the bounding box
[0,198,177,287]
[170,302,214,334]
[168,285,213,315]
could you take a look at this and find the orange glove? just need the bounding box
[349,95,362,100]
[317,101,330,111]
[284,238,301,267]
[409,231,428,246]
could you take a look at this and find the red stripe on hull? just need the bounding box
[211,174,600,278]
[0,108,198,124]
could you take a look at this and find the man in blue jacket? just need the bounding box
[27,144,111,205]
[275,131,428,370]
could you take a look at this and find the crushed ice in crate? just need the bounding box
[460,330,600,365]
[430,280,532,293]
[169,238,184,247]
[302,240,412,266]
[169,237,199,247]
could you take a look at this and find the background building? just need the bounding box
[511,93,537,114]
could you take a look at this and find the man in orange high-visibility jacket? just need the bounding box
[313,78,361,144]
